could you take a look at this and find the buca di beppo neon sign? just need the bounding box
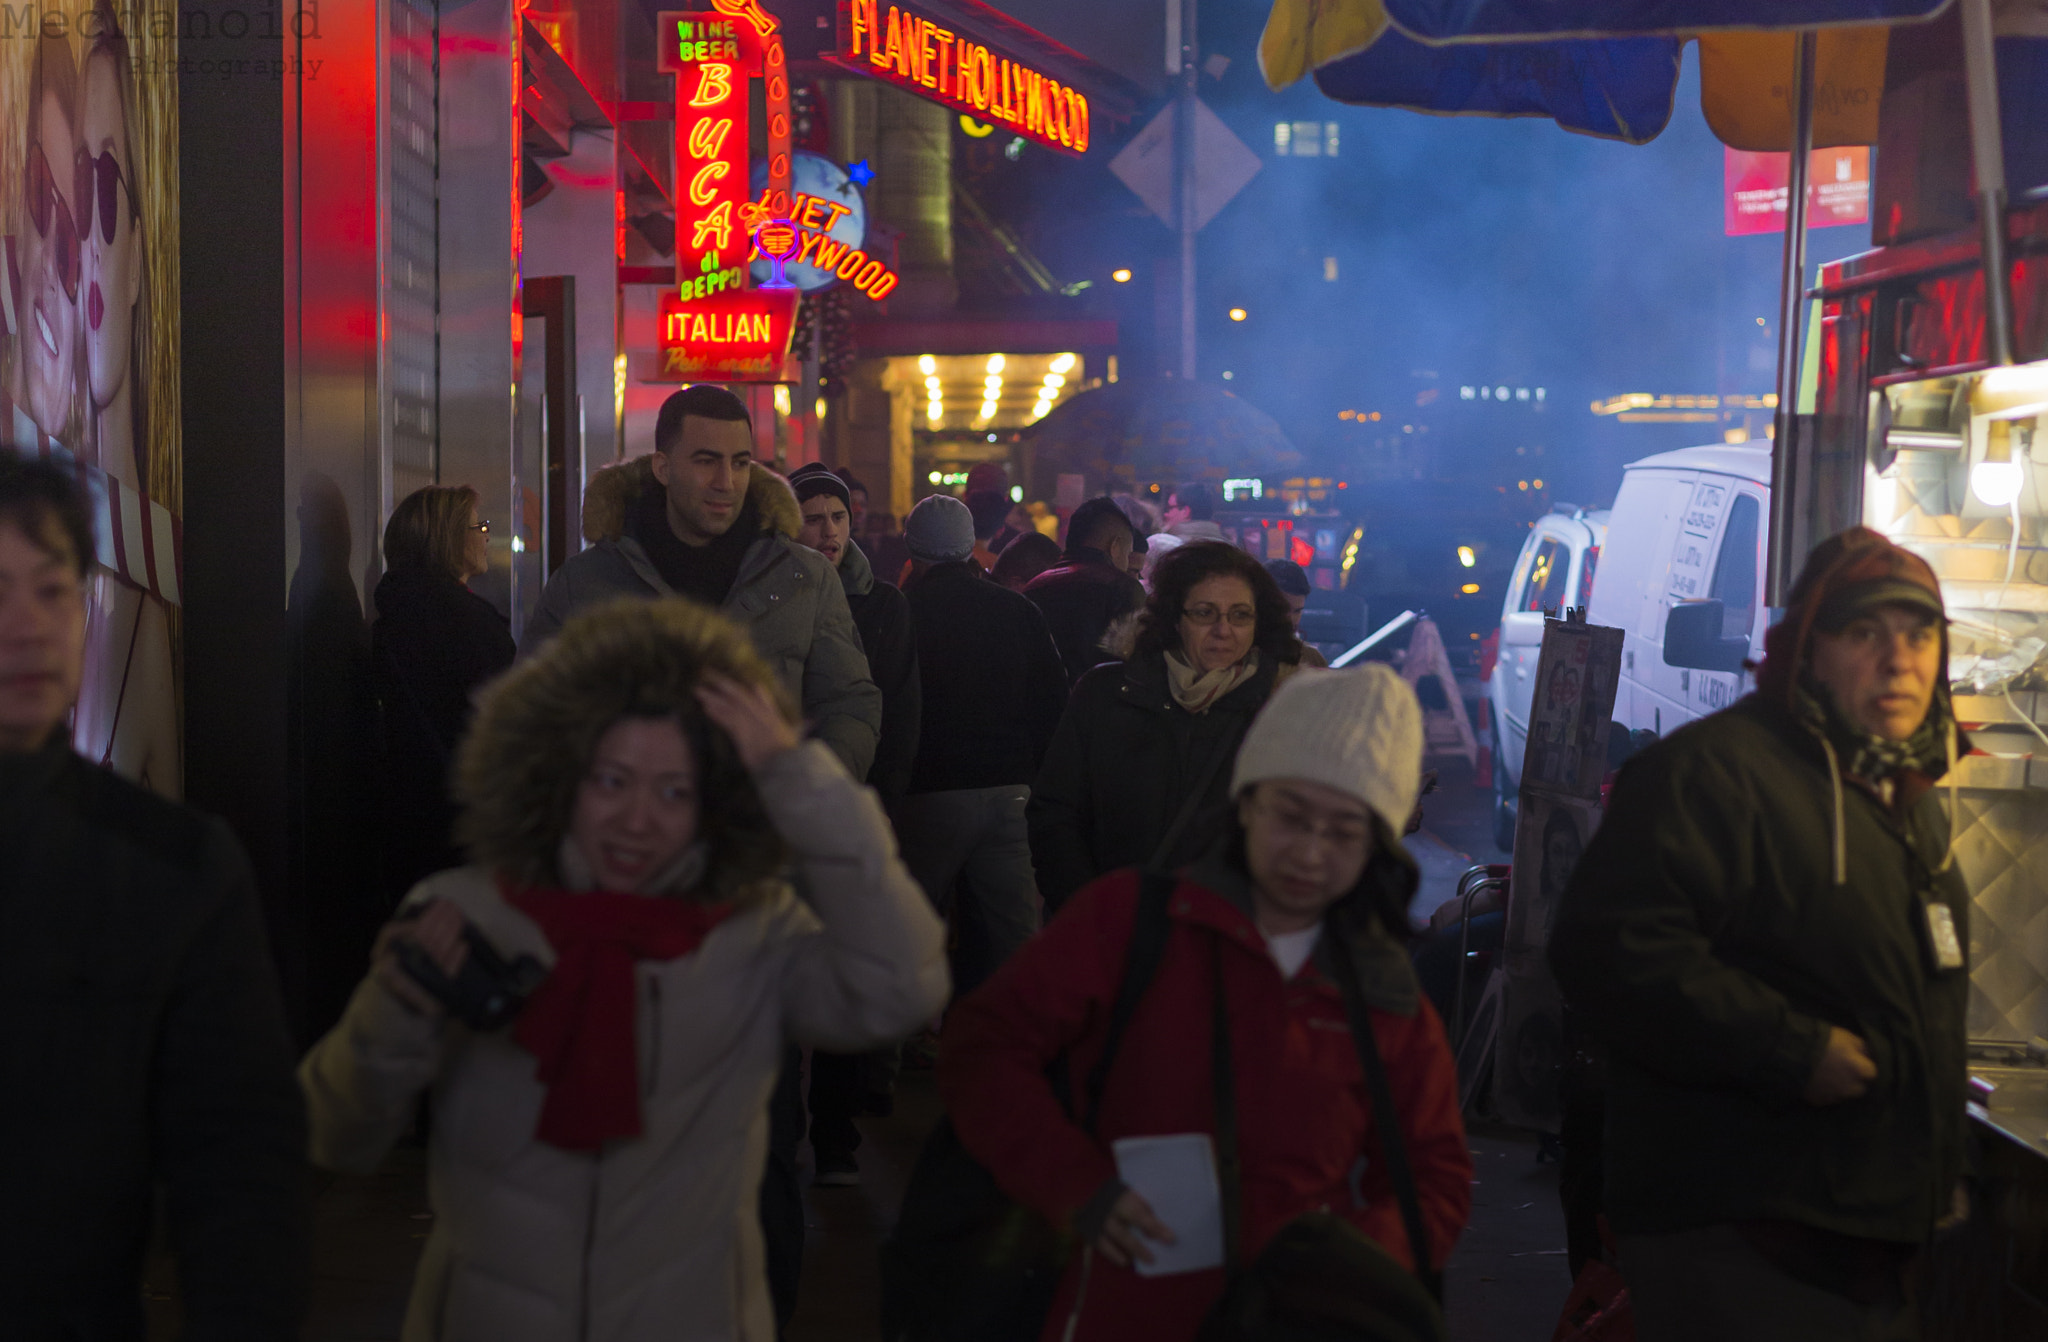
[835,0,1090,156]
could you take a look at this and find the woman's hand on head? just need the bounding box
[372,899,469,1019]
[697,674,800,773]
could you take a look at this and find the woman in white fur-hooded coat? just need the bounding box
[300,596,949,1341]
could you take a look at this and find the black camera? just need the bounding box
[390,904,549,1032]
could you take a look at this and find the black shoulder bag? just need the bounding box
[1198,931,1449,1342]
[881,871,1179,1342]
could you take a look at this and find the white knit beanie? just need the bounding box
[1230,664,1424,838]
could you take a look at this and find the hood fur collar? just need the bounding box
[581,455,803,547]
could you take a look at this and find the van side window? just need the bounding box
[1524,539,1567,613]
[1576,545,1600,610]
[1709,495,1761,639]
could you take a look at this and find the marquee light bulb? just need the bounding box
[1972,460,2025,507]
[925,374,941,390]
[927,403,943,422]
[1050,352,1076,374]
[1111,269,1133,283]
[986,353,1006,374]
[918,354,936,375]
[1043,373,1065,389]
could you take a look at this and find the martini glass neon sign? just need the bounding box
[754,219,802,289]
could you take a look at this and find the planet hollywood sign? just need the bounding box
[835,0,1090,156]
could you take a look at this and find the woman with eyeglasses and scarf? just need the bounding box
[1028,542,1305,915]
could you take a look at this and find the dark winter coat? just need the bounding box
[1028,650,1282,912]
[523,459,881,778]
[371,565,516,897]
[1023,546,1146,686]
[903,559,1068,794]
[940,854,1471,1342]
[0,737,307,1337]
[836,541,921,803]
[1550,694,1970,1243]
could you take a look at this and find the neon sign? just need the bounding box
[836,1,1090,156]
[659,4,794,308]
[656,290,801,382]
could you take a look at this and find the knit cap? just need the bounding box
[1231,664,1424,839]
[787,461,851,510]
[904,494,977,563]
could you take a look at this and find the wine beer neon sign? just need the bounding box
[657,3,795,301]
[836,0,1090,156]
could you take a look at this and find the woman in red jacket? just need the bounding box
[940,663,1472,1342]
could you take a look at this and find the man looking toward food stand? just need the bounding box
[1551,526,1969,1342]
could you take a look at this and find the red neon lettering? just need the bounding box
[973,47,992,111]
[919,20,939,88]
[1073,94,1089,151]
[812,237,849,271]
[709,0,777,39]
[936,30,955,94]
[691,63,734,107]
[818,200,853,232]
[686,117,733,160]
[693,200,734,251]
[865,271,899,300]
[848,0,868,57]
[689,160,732,207]
[795,230,826,265]
[853,258,884,289]
[836,248,869,280]
[795,195,826,230]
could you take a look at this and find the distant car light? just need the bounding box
[1457,546,1476,568]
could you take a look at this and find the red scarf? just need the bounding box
[504,886,734,1151]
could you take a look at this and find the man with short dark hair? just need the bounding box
[1024,495,1145,685]
[0,456,308,1334]
[1551,527,1971,1342]
[525,385,881,777]
[1163,481,1227,543]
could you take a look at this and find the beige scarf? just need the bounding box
[1165,649,1260,714]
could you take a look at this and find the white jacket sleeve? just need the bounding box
[763,742,951,1050]
[298,975,450,1174]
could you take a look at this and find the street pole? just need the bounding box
[1961,0,2015,366]
[1766,31,1816,605]
[1175,0,1198,380]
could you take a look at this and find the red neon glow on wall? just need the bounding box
[835,0,1089,156]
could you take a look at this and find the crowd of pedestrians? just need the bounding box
[0,383,1976,1342]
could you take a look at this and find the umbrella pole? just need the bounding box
[1176,0,1199,380]
[1961,0,2015,367]
[1766,31,1818,605]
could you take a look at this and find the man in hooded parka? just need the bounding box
[1550,526,1970,1342]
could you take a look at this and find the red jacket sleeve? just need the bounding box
[1348,999,1472,1271]
[938,871,1142,1231]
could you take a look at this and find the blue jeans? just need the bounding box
[897,786,1041,999]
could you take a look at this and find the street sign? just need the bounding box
[1110,98,1262,232]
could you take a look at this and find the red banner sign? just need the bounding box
[836,0,1090,156]
[655,290,801,381]
[1724,146,1870,237]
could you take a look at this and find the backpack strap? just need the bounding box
[1327,925,1444,1302]
[1078,869,1177,1134]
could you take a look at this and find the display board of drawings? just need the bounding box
[1493,613,1623,1132]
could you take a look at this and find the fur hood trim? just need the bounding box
[453,597,794,899]
[582,456,803,547]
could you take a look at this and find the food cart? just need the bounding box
[1806,195,2048,1338]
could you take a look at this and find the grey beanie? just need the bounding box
[905,494,977,563]
[1231,664,1424,839]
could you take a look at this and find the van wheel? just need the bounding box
[1492,728,1517,853]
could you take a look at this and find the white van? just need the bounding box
[1487,507,1607,848]
[1585,443,1772,744]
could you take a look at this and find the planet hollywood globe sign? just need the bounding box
[749,151,899,300]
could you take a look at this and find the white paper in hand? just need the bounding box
[1111,1133,1225,1277]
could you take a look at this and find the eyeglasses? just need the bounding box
[1251,792,1372,854]
[25,143,81,301]
[76,147,137,247]
[1182,603,1256,629]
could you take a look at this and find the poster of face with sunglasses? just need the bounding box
[2,9,182,797]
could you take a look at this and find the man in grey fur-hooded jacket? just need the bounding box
[523,386,880,779]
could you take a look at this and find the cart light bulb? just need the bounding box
[1971,460,2025,507]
